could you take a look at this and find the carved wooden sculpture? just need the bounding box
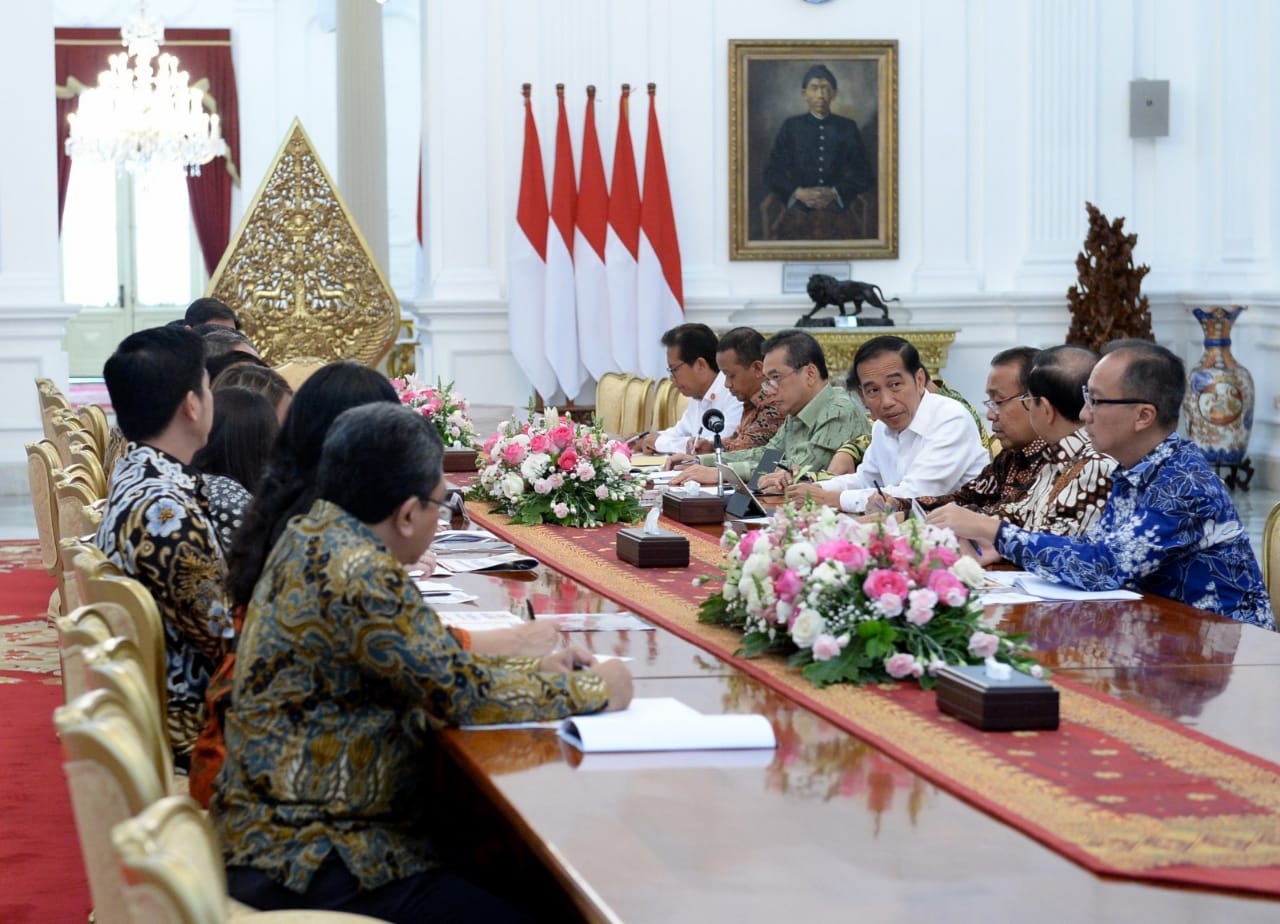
[1066,202,1153,351]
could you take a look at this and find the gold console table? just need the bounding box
[763,328,958,379]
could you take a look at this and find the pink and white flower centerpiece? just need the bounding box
[390,375,480,450]
[698,504,1041,688]
[470,405,644,527]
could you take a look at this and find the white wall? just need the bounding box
[7,0,1280,489]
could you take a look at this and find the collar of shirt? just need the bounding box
[793,383,837,431]
[697,371,728,410]
[1048,428,1092,464]
[881,390,949,444]
[1113,431,1180,489]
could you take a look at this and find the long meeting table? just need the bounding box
[426,521,1280,923]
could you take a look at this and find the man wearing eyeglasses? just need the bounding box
[781,335,988,512]
[629,323,743,455]
[929,340,1273,630]
[670,328,868,485]
[914,346,1045,515]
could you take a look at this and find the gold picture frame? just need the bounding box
[729,39,898,261]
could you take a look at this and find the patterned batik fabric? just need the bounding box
[211,499,610,893]
[997,433,1275,630]
[999,428,1116,535]
[720,386,785,452]
[203,473,252,554]
[917,438,1051,514]
[95,442,233,754]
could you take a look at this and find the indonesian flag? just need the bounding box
[636,83,684,379]
[544,84,586,399]
[508,85,559,401]
[574,86,614,381]
[605,84,641,374]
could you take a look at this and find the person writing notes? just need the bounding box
[777,335,987,512]
[928,340,1273,630]
[213,403,633,920]
[629,323,742,455]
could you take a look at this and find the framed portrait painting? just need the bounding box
[729,39,898,261]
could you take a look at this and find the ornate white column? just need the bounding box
[0,1,76,492]
[1015,0,1099,289]
[336,0,389,272]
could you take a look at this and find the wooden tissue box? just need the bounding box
[443,449,479,472]
[934,664,1059,732]
[616,528,690,568]
[661,491,728,525]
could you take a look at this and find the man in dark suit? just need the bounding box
[763,64,874,240]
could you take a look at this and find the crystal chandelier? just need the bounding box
[65,6,227,176]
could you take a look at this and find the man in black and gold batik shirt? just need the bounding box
[213,404,631,922]
[95,327,233,758]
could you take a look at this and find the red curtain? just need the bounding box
[54,27,240,277]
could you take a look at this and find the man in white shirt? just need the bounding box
[786,335,988,513]
[630,323,743,454]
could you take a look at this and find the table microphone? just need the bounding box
[702,409,726,496]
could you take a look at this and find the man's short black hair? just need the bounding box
[762,329,828,380]
[802,64,837,92]
[716,327,765,365]
[103,326,206,443]
[851,335,923,388]
[1027,345,1098,422]
[317,403,443,524]
[185,297,240,330]
[1102,339,1185,429]
[990,346,1040,392]
[661,323,720,372]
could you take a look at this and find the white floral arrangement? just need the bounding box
[470,405,644,528]
[390,375,480,450]
[698,503,1041,688]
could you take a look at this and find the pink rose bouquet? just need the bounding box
[390,375,480,450]
[470,404,644,527]
[697,503,1041,689]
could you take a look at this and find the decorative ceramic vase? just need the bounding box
[1182,305,1254,465]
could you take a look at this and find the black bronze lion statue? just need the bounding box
[804,274,899,321]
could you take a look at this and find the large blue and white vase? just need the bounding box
[1182,305,1254,465]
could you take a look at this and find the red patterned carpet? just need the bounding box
[0,541,92,923]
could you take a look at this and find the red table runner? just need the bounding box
[466,501,1280,897]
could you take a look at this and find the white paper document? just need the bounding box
[436,610,527,632]
[983,571,1143,602]
[532,611,655,632]
[436,553,540,574]
[559,697,777,753]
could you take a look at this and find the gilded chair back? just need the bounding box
[668,391,690,431]
[78,404,112,459]
[594,372,630,435]
[36,376,72,443]
[69,544,167,718]
[49,407,95,468]
[112,794,387,924]
[651,377,675,431]
[26,439,66,616]
[620,376,655,437]
[56,601,124,701]
[1263,502,1280,616]
[56,475,105,544]
[55,688,168,924]
[83,637,175,792]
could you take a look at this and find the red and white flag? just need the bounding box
[508,85,558,400]
[636,83,684,379]
[605,84,641,374]
[574,86,614,381]
[544,84,585,400]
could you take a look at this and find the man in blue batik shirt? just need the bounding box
[929,339,1274,630]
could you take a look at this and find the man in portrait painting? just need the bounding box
[762,63,874,241]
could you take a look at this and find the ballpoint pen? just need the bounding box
[525,599,535,621]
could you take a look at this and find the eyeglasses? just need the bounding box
[666,360,688,376]
[1081,386,1153,411]
[1018,394,1041,411]
[981,392,1029,414]
[762,367,801,389]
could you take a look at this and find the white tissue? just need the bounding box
[683,481,703,498]
[983,657,1012,681]
[643,506,662,535]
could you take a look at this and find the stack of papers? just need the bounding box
[435,552,540,574]
[533,611,655,631]
[980,571,1143,604]
[432,530,516,554]
[464,697,777,755]
[414,580,478,605]
[436,610,526,632]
